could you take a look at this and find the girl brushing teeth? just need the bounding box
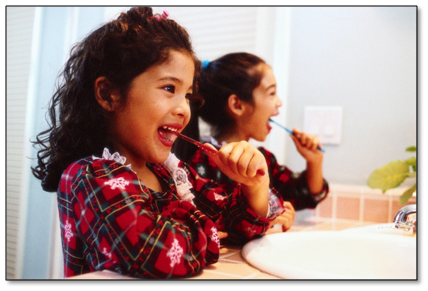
[175,52,329,232]
[31,7,284,279]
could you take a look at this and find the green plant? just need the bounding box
[367,146,416,205]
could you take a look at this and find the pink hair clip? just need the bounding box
[161,10,169,20]
[152,10,169,22]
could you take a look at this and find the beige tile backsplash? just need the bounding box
[315,184,417,223]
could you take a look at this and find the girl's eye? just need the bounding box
[164,85,175,93]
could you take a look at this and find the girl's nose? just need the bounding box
[276,95,283,108]
[174,96,191,119]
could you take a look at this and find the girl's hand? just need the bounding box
[290,128,323,164]
[266,201,296,233]
[290,128,325,194]
[204,141,270,217]
[218,231,228,240]
[204,141,269,187]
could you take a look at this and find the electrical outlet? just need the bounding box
[303,106,342,145]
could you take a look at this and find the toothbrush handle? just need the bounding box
[287,131,325,153]
[269,119,293,134]
[316,146,325,153]
[176,133,265,175]
[269,119,325,153]
[176,133,218,155]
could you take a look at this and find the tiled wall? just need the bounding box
[314,184,417,223]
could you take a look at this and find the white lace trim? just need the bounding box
[94,149,194,205]
[162,153,195,205]
[93,148,132,170]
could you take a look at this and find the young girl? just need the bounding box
[174,52,329,232]
[31,8,284,279]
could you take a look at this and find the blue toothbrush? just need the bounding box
[269,118,325,153]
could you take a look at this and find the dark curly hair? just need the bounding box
[172,52,265,161]
[32,7,200,192]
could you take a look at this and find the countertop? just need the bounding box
[69,217,377,280]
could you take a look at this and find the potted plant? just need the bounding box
[367,146,416,205]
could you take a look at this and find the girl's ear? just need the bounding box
[94,77,121,111]
[227,94,245,117]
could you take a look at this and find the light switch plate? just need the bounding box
[303,106,342,145]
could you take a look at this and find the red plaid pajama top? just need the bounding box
[57,150,284,279]
[187,146,329,211]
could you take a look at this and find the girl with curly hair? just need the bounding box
[32,8,284,279]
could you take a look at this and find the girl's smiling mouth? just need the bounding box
[158,125,181,147]
[267,122,272,133]
[267,113,278,133]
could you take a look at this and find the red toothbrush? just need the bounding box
[174,132,265,176]
[174,132,219,155]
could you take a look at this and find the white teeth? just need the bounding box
[162,126,177,132]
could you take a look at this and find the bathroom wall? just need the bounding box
[283,7,417,185]
[316,184,417,224]
[167,6,417,186]
[7,7,108,279]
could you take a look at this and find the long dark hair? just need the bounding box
[32,7,200,192]
[172,52,266,161]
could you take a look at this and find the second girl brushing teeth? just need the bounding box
[174,52,329,232]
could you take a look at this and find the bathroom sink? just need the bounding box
[342,223,414,236]
[241,228,416,279]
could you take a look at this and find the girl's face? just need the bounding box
[111,50,194,165]
[240,64,283,141]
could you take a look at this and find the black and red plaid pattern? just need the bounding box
[188,146,329,211]
[57,155,283,279]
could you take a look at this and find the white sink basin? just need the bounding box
[241,226,416,279]
[342,223,413,236]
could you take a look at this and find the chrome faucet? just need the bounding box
[393,204,416,235]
